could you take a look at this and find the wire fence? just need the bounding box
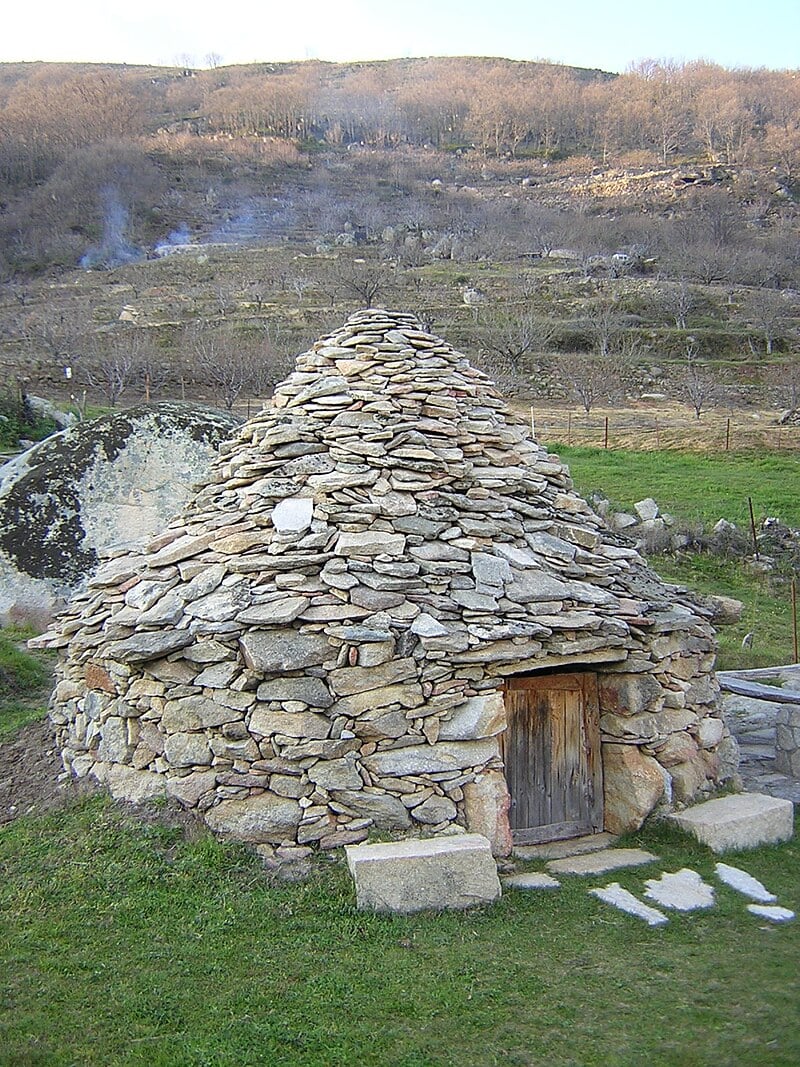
[529,409,800,453]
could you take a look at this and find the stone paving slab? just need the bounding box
[503,872,561,890]
[715,862,776,903]
[643,868,715,911]
[513,832,619,862]
[547,847,658,876]
[747,904,795,923]
[589,883,668,926]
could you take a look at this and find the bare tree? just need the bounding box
[678,343,717,419]
[739,288,789,356]
[583,294,624,357]
[85,335,138,406]
[330,257,392,308]
[660,280,697,329]
[556,353,618,414]
[188,324,253,410]
[480,309,560,363]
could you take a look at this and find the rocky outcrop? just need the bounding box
[0,403,240,627]
[36,311,731,856]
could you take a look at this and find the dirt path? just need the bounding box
[0,716,95,825]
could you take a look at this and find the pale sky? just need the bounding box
[4,0,799,72]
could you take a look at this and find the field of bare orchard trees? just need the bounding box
[0,56,798,428]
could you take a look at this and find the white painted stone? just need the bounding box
[714,863,777,903]
[643,868,715,911]
[272,497,314,533]
[669,793,794,853]
[747,904,795,923]
[503,872,561,890]
[589,883,668,926]
[345,834,501,912]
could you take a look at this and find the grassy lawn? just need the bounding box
[0,796,798,1067]
[654,555,797,671]
[545,446,799,670]
[0,629,53,740]
[552,447,800,530]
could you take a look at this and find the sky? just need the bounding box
[3,0,799,72]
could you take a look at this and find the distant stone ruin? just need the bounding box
[36,311,737,857]
[0,403,240,628]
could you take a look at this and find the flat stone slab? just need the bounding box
[345,834,501,913]
[643,868,715,911]
[669,792,794,853]
[503,872,561,890]
[589,883,668,926]
[747,904,795,923]
[547,848,658,876]
[714,862,777,903]
[513,832,619,862]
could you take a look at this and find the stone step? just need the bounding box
[513,831,619,862]
[345,833,501,913]
[547,847,659,876]
[669,792,795,853]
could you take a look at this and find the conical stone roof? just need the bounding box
[39,310,732,855]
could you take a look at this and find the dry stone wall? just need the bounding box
[36,311,735,857]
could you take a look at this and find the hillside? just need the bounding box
[0,57,798,418]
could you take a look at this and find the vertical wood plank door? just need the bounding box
[503,673,603,845]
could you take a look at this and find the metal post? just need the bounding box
[725,417,731,451]
[603,416,609,450]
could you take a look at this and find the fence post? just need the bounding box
[603,416,609,450]
[792,578,798,664]
[748,497,759,561]
[725,417,731,451]
[655,416,660,449]
[568,412,572,446]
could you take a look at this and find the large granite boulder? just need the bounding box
[0,403,240,626]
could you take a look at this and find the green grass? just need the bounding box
[0,630,52,739]
[0,797,798,1066]
[554,447,800,529]
[654,554,797,670]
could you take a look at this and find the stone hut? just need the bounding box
[36,310,736,857]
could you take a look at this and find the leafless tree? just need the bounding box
[85,335,138,406]
[739,288,790,356]
[660,279,697,329]
[583,294,624,357]
[329,257,392,308]
[188,324,253,410]
[678,343,717,419]
[480,309,560,365]
[556,353,618,414]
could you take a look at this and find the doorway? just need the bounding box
[502,671,604,844]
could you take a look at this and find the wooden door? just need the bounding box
[502,672,603,845]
